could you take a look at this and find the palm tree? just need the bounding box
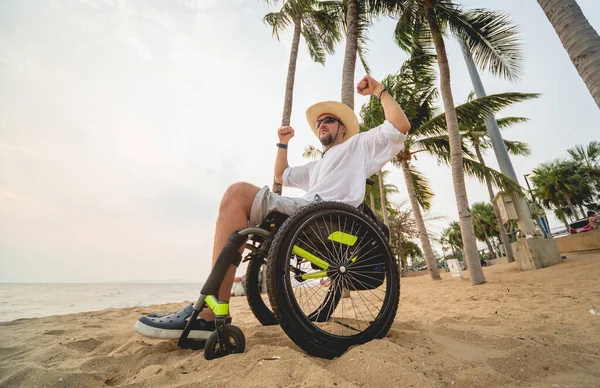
[459,91,537,262]
[568,141,600,170]
[403,240,424,269]
[334,0,396,222]
[387,201,418,275]
[388,1,523,285]
[471,202,500,259]
[339,0,373,109]
[568,141,600,193]
[537,0,600,109]
[387,200,442,275]
[530,159,596,221]
[440,221,462,259]
[264,0,342,194]
[360,55,527,281]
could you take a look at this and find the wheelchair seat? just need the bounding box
[258,202,389,241]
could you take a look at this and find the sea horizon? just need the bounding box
[0,282,205,323]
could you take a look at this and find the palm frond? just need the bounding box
[440,5,523,81]
[304,7,342,54]
[417,92,538,138]
[263,11,291,40]
[356,1,373,74]
[462,157,523,195]
[503,140,530,156]
[496,116,529,129]
[412,135,476,162]
[302,144,323,160]
[301,18,327,64]
[409,163,434,210]
[393,2,424,53]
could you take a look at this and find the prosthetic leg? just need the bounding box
[178,227,270,359]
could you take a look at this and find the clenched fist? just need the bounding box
[277,126,295,144]
[356,75,384,96]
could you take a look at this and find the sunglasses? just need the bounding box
[316,116,342,129]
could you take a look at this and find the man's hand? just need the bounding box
[356,75,384,97]
[277,126,295,144]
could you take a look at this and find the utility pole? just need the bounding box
[461,43,537,237]
[524,174,552,237]
[460,42,562,271]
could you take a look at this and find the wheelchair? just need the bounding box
[178,199,400,360]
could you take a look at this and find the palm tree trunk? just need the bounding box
[377,170,388,225]
[538,0,600,109]
[369,191,375,210]
[578,204,586,218]
[483,231,496,259]
[401,160,441,280]
[272,16,302,196]
[561,217,570,231]
[396,235,407,277]
[427,13,484,285]
[564,194,579,219]
[341,0,359,109]
[473,143,515,262]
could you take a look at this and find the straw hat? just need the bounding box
[306,101,359,143]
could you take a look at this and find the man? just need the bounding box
[588,210,600,230]
[134,75,410,339]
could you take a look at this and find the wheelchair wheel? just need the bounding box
[267,201,400,359]
[204,324,245,360]
[245,255,278,326]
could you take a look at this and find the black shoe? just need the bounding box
[134,304,231,340]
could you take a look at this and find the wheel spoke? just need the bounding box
[279,206,397,345]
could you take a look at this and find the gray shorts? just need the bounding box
[249,186,312,226]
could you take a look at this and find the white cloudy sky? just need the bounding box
[1,0,599,282]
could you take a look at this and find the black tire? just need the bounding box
[204,324,245,360]
[245,255,278,326]
[267,201,400,359]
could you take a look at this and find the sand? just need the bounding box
[1,250,599,387]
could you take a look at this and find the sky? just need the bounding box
[1,0,599,283]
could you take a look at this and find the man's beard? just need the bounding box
[319,134,333,146]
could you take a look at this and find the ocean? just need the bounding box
[0,283,205,322]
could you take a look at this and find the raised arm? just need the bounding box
[357,75,411,134]
[274,125,294,184]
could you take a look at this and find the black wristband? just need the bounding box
[378,88,387,102]
[276,143,288,149]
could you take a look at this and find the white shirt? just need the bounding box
[283,120,407,207]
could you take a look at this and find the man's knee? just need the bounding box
[220,182,260,212]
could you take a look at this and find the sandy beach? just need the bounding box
[1,250,599,387]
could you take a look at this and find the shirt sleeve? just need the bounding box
[282,162,314,191]
[359,120,407,175]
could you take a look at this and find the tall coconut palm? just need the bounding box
[537,0,600,109]
[264,0,342,194]
[339,0,374,109]
[458,91,537,262]
[387,201,418,275]
[441,221,462,259]
[471,201,500,259]
[568,141,600,170]
[360,54,528,281]
[387,1,523,285]
[334,0,396,222]
[530,159,596,221]
[387,200,442,275]
[567,141,600,192]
